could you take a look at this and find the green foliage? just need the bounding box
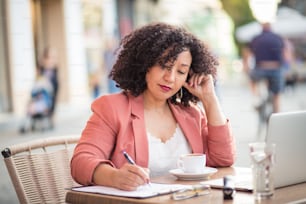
[220,0,255,55]
[220,0,255,28]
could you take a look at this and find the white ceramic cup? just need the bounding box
[177,153,206,173]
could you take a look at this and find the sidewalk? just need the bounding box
[0,101,92,147]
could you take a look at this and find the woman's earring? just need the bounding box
[176,88,183,103]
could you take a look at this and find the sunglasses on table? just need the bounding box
[172,184,211,200]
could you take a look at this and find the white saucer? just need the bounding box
[169,167,218,181]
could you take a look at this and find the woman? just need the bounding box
[71,22,235,191]
[38,47,59,127]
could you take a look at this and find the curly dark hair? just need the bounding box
[110,22,219,107]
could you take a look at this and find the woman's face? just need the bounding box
[145,50,192,101]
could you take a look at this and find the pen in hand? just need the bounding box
[122,150,136,165]
[122,150,151,186]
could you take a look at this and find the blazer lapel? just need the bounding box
[169,103,204,153]
[130,94,149,167]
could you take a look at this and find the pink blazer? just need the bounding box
[71,92,235,185]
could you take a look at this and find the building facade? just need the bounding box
[0,0,89,116]
[0,0,237,117]
[0,0,159,116]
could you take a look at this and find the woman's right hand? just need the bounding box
[93,163,150,191]
[113,163,150,191]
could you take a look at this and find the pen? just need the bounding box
[122,150,151,186]
[122,150,136,165]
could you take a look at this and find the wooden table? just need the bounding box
[65,167,306,204]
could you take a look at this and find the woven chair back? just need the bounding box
[1,135,80,204]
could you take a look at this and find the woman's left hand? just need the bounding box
[183,74,216,102]
[183,73,226,125]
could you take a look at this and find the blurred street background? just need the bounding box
[1,0,306,203]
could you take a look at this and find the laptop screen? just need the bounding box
[266,111,306,188]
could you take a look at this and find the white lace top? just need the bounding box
[147,125,191,177]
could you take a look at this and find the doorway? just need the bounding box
[31,0,68,102]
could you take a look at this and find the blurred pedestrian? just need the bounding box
[246,22,285,113]
[89,70,102,99]
[282,38,297,91]
[37,47,59,128]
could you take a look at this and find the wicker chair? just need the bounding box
[1,135,80,204]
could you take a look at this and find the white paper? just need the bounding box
[72,183,191,198]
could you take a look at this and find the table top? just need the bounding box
[65,167,306,204]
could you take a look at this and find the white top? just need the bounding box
[147,125,191,177]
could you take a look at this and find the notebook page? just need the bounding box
[72,183,191,198]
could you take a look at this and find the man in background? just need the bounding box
[246,22,285,113]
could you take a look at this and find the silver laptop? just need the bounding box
[266,110,306,188]
[201,111,306,191]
